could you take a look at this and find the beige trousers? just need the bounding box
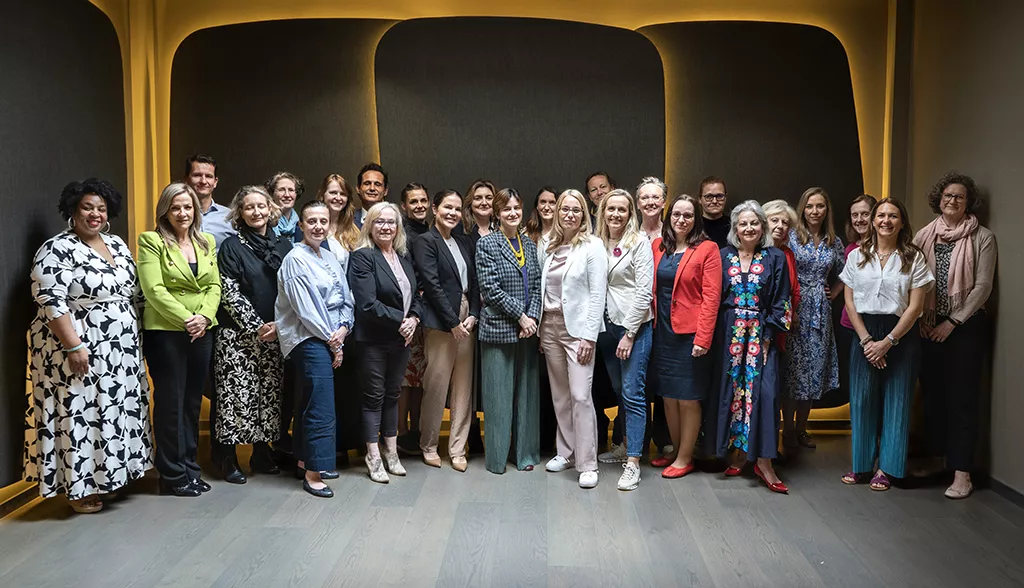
[419,295,475,459]
[540,311,598,471]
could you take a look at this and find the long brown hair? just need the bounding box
[525,186,557,243]
[463,179,497,232]
[845,193,877,244]
[154,182,211,254]
[660,194,706,254]
[857,198,920,273]
[316,173,360,251]
[795,187,838,246]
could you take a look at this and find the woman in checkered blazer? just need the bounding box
[475,188,542,474]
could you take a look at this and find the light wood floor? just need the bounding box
[2,436,1022,588]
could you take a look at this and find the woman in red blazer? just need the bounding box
[649,194,722,478]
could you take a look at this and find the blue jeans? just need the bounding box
[597,321,653,457]
[293,338,336,472]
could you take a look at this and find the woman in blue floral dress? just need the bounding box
[784,188,845,450]
[711,201,792,494]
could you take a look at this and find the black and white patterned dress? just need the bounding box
[213,232,288,444]
[25,230,153,500]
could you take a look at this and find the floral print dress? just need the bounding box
[786,231,845,401]
[710,246,791,460]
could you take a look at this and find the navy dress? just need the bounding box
[653,251,711,401]
[710,246,792,460]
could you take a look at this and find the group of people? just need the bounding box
[24,153,996,512]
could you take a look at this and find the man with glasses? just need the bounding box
[699,176,730,248]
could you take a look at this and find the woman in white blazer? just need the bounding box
[593,189,654,491]
[538,189,608,488]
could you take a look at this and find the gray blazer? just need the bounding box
[476,231,542,344]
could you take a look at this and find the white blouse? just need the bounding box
[839,247,935,316]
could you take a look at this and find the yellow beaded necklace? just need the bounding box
[505,232,526,268]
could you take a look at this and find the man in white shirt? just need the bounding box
[185,154,235,248]
[354,163,389,228]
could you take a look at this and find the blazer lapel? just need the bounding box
[608,243,630,274]
[674,246,696,288]
[375,248,401,290]
[433,228,460,277]
[168,242,195,285]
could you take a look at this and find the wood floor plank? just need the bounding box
[323,506,413,587]
[435,501,503,587]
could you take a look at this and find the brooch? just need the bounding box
[613,247,622,257]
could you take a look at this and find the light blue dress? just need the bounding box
[786,230,845,401]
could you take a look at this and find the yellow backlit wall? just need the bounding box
[87,0,893,247]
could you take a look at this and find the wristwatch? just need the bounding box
[625,330,636,340]
[886,334,900,347]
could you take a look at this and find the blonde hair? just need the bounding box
[154,182,211,254]
[356,202,408,256]
[762,199,797,244]
[547,189,593,253]
[227,185,281,231]
[795,187,838,246]
[595,188,642,250]
[317,173,360,251]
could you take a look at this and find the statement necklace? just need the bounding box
[505,232,526,268]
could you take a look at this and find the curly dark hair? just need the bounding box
[927,171,982,214]
[57,178,123,220]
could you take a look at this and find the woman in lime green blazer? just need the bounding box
[138,182,221,497]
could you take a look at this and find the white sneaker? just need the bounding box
[545,455,574,472]
[617,462,641,491]
[598,443,628,464]
[579,470,599,489]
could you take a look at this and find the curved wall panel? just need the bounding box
[0,0,127,485]
[375,18,666,199]
[170,19,395,204]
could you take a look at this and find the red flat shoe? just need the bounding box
[724,465,743,477]
[662,463,696,479]
[754,464,789,494]
[651,456,673,468]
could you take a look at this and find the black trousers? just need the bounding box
[920,313,988,472]
[146,329,213,486]
[592,346,623,447]
[360,340,411,443]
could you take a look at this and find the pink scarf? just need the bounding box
[914,214,978,325]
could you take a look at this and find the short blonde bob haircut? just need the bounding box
[356,201,408,256]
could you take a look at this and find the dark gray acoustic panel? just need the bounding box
[641,21,862,409]
[171,19,395,205]
[375,17,666,202]
[640,21,863,210]
[0,0,128,486]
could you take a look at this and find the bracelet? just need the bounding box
[948,317,963,327]
[859,335,873,347]
[64,343,86,353]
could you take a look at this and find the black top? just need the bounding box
[347,247,422,344]
[703,215,731,249]
[404,216,430,243]
[412,227,480,331]
[216,230,292,328]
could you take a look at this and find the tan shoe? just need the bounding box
[451,456,468,472]
[70,497,103,514]
[423,453,442,468]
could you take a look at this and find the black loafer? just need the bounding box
[221,457,247,484]
[250,455,281,475]
[302,479,334,498]
[192,478,212,493]
[319,470,340,480]
[160,479,202,497]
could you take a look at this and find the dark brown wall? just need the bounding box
[0,0,127,486]
[170,19,395,206]
[374,17,666,200]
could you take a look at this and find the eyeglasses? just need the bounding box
[941,193,967,202]
[373,219,397,227]
[559,206,583,215]
[702,193,726,201]
[670,212,695,220]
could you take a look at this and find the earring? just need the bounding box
[102,222,111,233]
[67,217,76,230]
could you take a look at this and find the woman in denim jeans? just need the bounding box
[275,201,354,498]
[594,189,654,490]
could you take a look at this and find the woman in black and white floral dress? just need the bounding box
[212,186,292,483]
[26,179,153,514]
